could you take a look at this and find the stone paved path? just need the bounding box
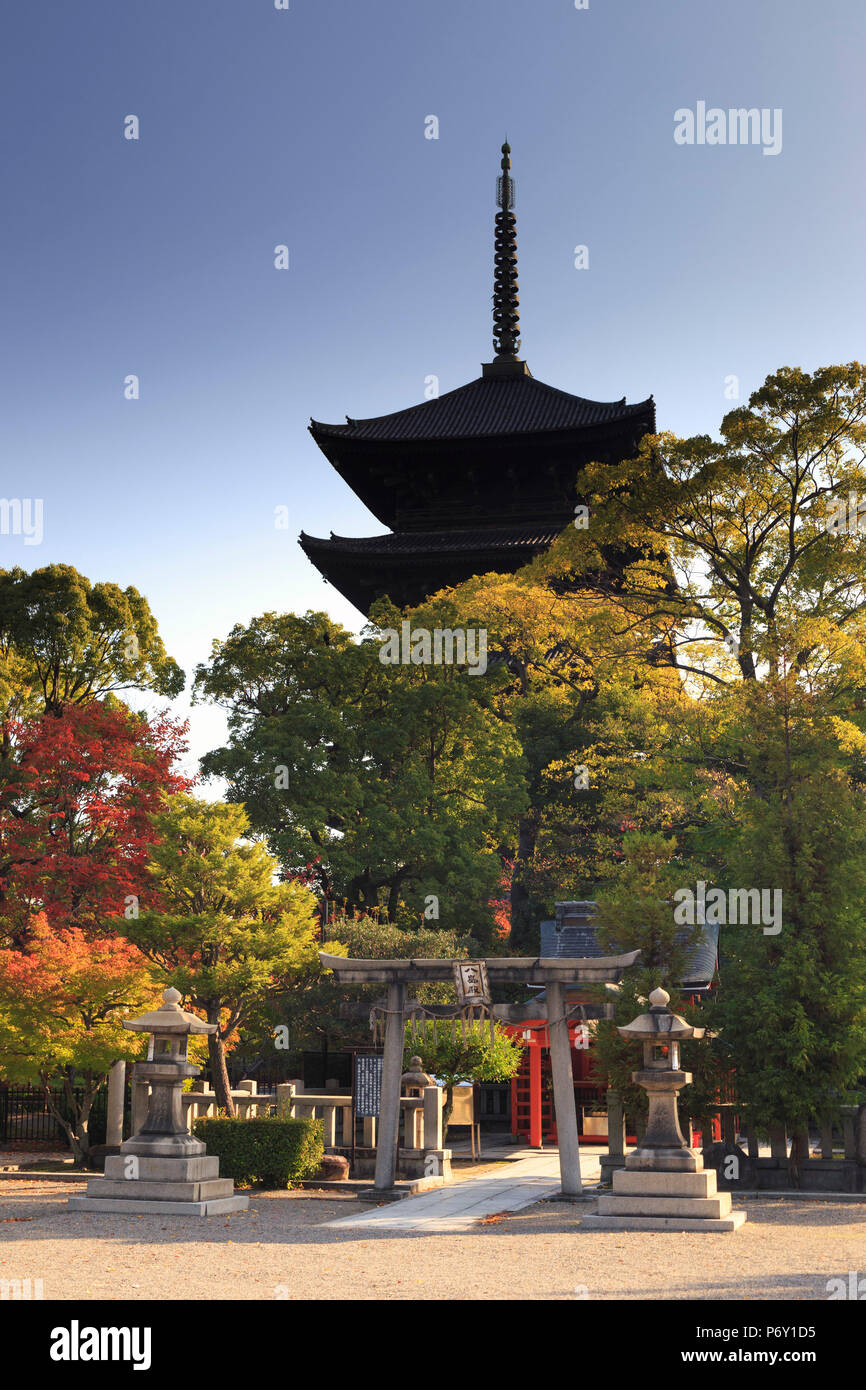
[324,1148,604,1233]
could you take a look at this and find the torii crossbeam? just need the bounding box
[319,951,640,1196]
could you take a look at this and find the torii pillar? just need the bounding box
[545,981,582,1196]
[375,980,407,1191]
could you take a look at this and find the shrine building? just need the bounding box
[503,902,720,1148]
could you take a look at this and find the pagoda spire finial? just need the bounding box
[492,140,520,359]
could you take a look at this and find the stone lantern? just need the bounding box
[395,1055,449,1181]
[401,1056,435,1098]
[69,987,249,1217]
[616,985,704,1171]
[583,986,746,1232]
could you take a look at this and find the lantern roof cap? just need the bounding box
[123,986,216,1036]
[401,1056,435,1091]
[617,985,706,1043]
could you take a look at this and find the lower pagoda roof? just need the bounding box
[298,524,559,615]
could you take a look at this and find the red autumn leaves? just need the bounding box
[0,701,192,941]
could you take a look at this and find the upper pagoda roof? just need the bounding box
[310,372,654,445]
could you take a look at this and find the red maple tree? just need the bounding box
[0,700,192,941]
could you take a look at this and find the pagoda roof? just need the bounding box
[298,524,558,614]
[310,372,654,445]
[298,525,559,558]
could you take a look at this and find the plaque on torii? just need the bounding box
[319,950,639,1197]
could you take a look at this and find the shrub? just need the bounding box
[193,1116,323,1188]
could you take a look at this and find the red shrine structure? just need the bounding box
[503,902,720,1148]
[300,143,655,616]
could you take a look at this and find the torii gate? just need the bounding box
[319,950,639,1197]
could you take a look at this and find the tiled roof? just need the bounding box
[540,902,719,990]
[298,526,559,557]
[310,374,655,443]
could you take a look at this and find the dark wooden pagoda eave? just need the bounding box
[309,400,656,532]
[298,527,558,615]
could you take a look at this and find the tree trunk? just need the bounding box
[788,1127,809,1190]
[74,1093,97,1167]
[208,1030,235,1116]
[42,1074,93,1167]
[510,811,541,952]
[45,1099,85,1165]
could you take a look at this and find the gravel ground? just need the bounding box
[1,1178,864,1300]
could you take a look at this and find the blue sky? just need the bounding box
[2,0,864,781]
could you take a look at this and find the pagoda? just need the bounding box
[300,143,655,617]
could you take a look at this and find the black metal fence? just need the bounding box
[0,1082,132,1148]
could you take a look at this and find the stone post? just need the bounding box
[276,1083,296,1117]
[132,1078,150,1136]
[769,1122,788,1163]
[403,1101,420,1149]
[546,981,582,1196]
[856,1103,866,1167]
[105,1060,126,1148]
[322,1104,337,1148]
[599,1089,626,1185]
[373,980,406,1190]
[607,1091,625,1157]
[423,1086,442,1151]
[839,1105,856,1160]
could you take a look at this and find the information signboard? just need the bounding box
[353,1053,383,1118]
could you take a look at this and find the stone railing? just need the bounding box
[280,1083,444,1154]
[602,1089,866,1192]
[131,1077,277,1134]
[692,1102,865,1192]
[131,1077,446,1159]
[277,1086,355,1148]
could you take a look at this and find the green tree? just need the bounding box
[552,363,866,1136]
[402,1019,523,1136]
[0,564,184,717]
[194,610,526,947]
[549,363,866,698]
[590,831,719,1127]
[593,831,706,981]
[122,795,321,1114]
[708,686,866,1155]
[254,914,475,1062]
[403,574,673,948]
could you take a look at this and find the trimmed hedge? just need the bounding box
[193,1116,324,1189]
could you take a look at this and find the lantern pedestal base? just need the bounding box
[68,1195,249,1216]
[582,1212,747,1232]
[624,1148,701,1172]
[583,1156,747,1233]
[68,1153,249,1217]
